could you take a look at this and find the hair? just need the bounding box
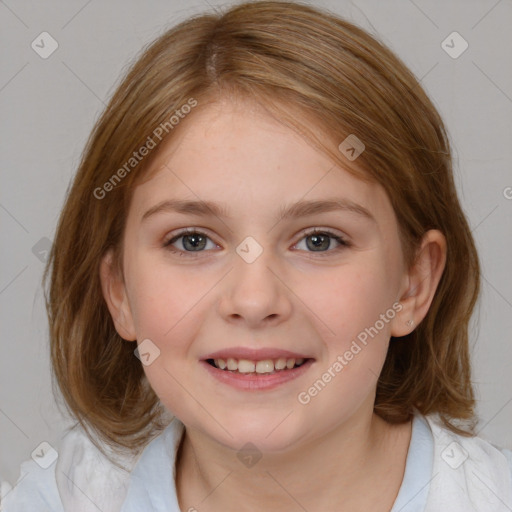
[44,0,480,466]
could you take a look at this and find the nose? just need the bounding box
[217,243,293,329]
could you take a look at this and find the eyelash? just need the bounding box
[162,228,350,258]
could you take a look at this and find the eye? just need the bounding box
[163,228,218,256]
[293,228,350,257]
[163,227,350,258]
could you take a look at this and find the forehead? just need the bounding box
[129,99,392,224]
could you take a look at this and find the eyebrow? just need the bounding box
[141,197,375,223]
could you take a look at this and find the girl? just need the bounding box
[2,1,511,511]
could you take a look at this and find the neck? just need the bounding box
[175,411,412,512]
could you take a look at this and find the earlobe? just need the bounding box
[99,249,137,341]
[391,230,447,337]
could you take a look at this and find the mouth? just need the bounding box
[201,353,315,391]
[205,357,312,375]
[200,347,315,390]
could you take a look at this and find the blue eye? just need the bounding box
[163,228,349,257]
[294,229,349,256]
[163,228,216,256]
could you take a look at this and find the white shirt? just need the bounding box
[1,413,511,511]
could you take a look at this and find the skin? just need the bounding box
[100,97,446,511]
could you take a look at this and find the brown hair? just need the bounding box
[44,0,480,465]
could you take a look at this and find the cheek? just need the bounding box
[306,262,397,348]
[126,256,219,381]
[297,257,399,408]
[126,254,199,338]
[125,259,209,409]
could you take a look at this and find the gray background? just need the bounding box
[1,0,511,487]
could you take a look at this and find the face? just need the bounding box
[103,98,411,452]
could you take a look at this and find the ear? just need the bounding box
[99,249,137,341]
[391,229,447,337]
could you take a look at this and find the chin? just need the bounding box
[204,414,306,454]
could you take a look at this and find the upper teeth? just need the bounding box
[214,357,305,373]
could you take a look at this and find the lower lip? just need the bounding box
[200,359,315,391]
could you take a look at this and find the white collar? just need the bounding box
[55,413,512,512]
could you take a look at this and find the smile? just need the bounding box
[202,357,315,391]
[207,357,308,374]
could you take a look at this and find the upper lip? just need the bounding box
[202,347,314,361]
